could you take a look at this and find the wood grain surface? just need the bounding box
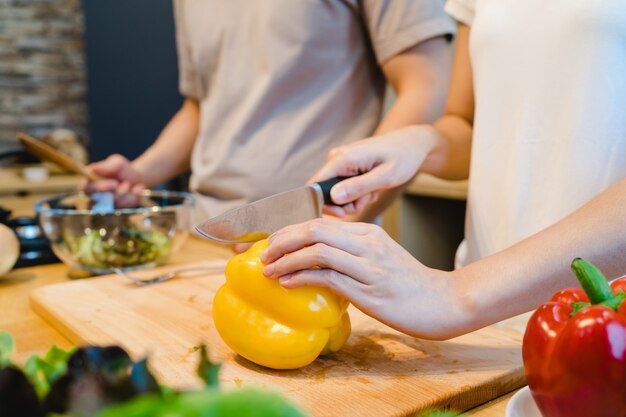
[31,262,525,417]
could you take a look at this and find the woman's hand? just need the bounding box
[231,242,253,254]
[261,218,473,340]
[80,154,146,194]
[311,125,438,217]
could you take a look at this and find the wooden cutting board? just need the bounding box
[31,262,525,417]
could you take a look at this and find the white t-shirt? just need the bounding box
[445,0,626,266]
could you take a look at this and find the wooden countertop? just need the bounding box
[0,235,524,416]
[0,166,82,195]
[0,236,232,362]
[407,173,468,200]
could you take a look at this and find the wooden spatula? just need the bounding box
[16,132,101,182]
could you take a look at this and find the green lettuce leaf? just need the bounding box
[0,331,14,367]
[97,388,307,417]
[23,345,73,398]
[197,345,221,389]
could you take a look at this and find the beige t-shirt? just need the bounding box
[173,0,454,222]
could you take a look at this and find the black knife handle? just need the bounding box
[316,177,352,205]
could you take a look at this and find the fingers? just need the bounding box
[261,219,373,264]
[308,128,430,208]
[262,218,371,264]
[278,268,366,302]
[114,192,141,208]
[352,191,380,213]
[322,205,347,217]
[118,180,145,195]
[82,178,144,193]
[231,242,253,254]
[264,242,372,286]
[309,144,393,206]
[82,155,127,192]
[82,154,146,194]
[328,166,393,205]
[322,191,380,218]
[309,146,367,184]
[82,178,121,193]
[130,183,146,194]
[90,154,130,177]
[117,180,131,194]
[324,202,356,217]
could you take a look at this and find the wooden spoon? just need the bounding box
[16,132,101,182]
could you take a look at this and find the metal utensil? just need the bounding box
[195,177,348,244]
[113,265,224,286]
[17,132,101,181]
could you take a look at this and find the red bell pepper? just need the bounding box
[523,258,626,417]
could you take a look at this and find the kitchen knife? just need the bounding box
[194,177,347,243]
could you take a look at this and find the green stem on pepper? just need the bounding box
[571,258,626,311]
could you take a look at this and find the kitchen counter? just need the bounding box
[406,173,468,200]
[0,235,524,416]
[0,166,82,217]
[0,166,82,195]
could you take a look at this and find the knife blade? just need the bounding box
[194,177,347,243]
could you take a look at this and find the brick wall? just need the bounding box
[0,0,88,143]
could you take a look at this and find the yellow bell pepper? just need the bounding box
[212,239,351,370]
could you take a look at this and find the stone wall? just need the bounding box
[0,0,88,144]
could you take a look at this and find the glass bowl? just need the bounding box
[35,190,194,275]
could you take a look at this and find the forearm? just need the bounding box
[352,37,451,222]
[352,112,472,221]
[374,69,448,134]
[421,23,474,181]
[454,176,626,334]
[132,98,199,187]
[419,114,472,180]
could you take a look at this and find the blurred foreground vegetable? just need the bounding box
[0,224,19,277]
[523,258,626,417]
[0,332,306,417]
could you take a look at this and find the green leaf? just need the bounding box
[23,356,49,397]
[44,345,72,380]
[159,384,177,398]
[96,394,167,417]
[0,331,15,367]
[22,345,73,398]
[176,388,307,417]
[197,345,221,389]
[99,388,310,417]
[419,410,461,417]
[45,345,72,364]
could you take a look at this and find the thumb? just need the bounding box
[309,144,378,184]
[78,177,89,191]
[329,166,393,205]
[89,154,130,178]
